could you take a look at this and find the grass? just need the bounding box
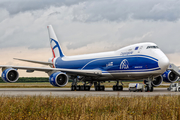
[0,95,180,119]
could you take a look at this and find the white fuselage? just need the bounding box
[53,42,169,81]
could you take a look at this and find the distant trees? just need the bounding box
[0,77,48,83]
[0,77,73,83]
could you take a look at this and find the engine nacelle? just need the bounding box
[49,72,68,87]
[152,76,163,87]
[144,76,163,87]
[162,70,179,83]
[1,68,19,83]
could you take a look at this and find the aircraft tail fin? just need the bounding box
[47,25,64,58]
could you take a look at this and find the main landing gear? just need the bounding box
[70,77,124,91]
[71,78,91,91]
[145,86,153,92]
[94,82,105,91]
[112,81,123,91]
[144,78,154,92]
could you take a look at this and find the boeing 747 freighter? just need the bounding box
[0,25,179,92]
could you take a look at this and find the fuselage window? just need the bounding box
[146,46,159,49]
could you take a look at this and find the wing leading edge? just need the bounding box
[0,65,102,77]
[13,58,53,66]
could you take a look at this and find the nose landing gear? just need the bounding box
[144,78,154,92]
[145,86,153,92]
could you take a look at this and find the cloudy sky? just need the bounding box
[0,0,180,77]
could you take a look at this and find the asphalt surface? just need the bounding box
[0,88,179,97]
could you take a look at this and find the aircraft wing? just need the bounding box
[0,65,102,76]
[13,58,53,66]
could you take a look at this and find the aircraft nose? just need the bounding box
[158,55,170,72]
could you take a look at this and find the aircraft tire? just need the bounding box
[84,85,91,91]
[145,86,149,92]
[100,85,105,91]
[150,87,154,92]
[117,86,121,91]
[71,85,76,91]
[88,86,91,91]
[95,86,99,91]
[95,85,104,91]
[177,87,180,92]
[113,85,123,91]
[120,86,123,91]
[113,85,117,91]
[76,85,81,91]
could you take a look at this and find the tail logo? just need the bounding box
[50,38,64,57]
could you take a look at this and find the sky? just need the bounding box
[0,0,180,77]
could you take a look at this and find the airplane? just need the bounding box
[0,25,179,92]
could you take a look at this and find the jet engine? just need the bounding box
[1,68,19,83]
[162,70,179,83]
[152,76,163,87]
[144,76,163,87]
[49,72,68,87]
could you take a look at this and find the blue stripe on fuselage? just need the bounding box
[55,55,159,72]
[102,68,161,73]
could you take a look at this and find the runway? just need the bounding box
[0,88,179,97]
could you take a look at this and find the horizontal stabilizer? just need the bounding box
[14,58,53,66]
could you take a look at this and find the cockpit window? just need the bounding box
[146,46,159,49]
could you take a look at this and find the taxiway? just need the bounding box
[0,88,179,97]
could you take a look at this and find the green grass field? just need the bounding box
[0,95,180,120]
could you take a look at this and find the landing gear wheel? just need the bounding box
[95,85,105,91]
[99,86,105,91]
[71,85,76,91]
[150,87,154,92]
[113,85,123,91]
[120,86,123,91]
[145,86,149,92]
[95,86,98,91]
[80,85,85,91]
[117,86,121,91]
[84,85,91,91]
[113,85,117,91]
[76,85,91,91]
[76,85,81,91]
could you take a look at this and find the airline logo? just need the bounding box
[120,59,129,69]
[50,38,64,57]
